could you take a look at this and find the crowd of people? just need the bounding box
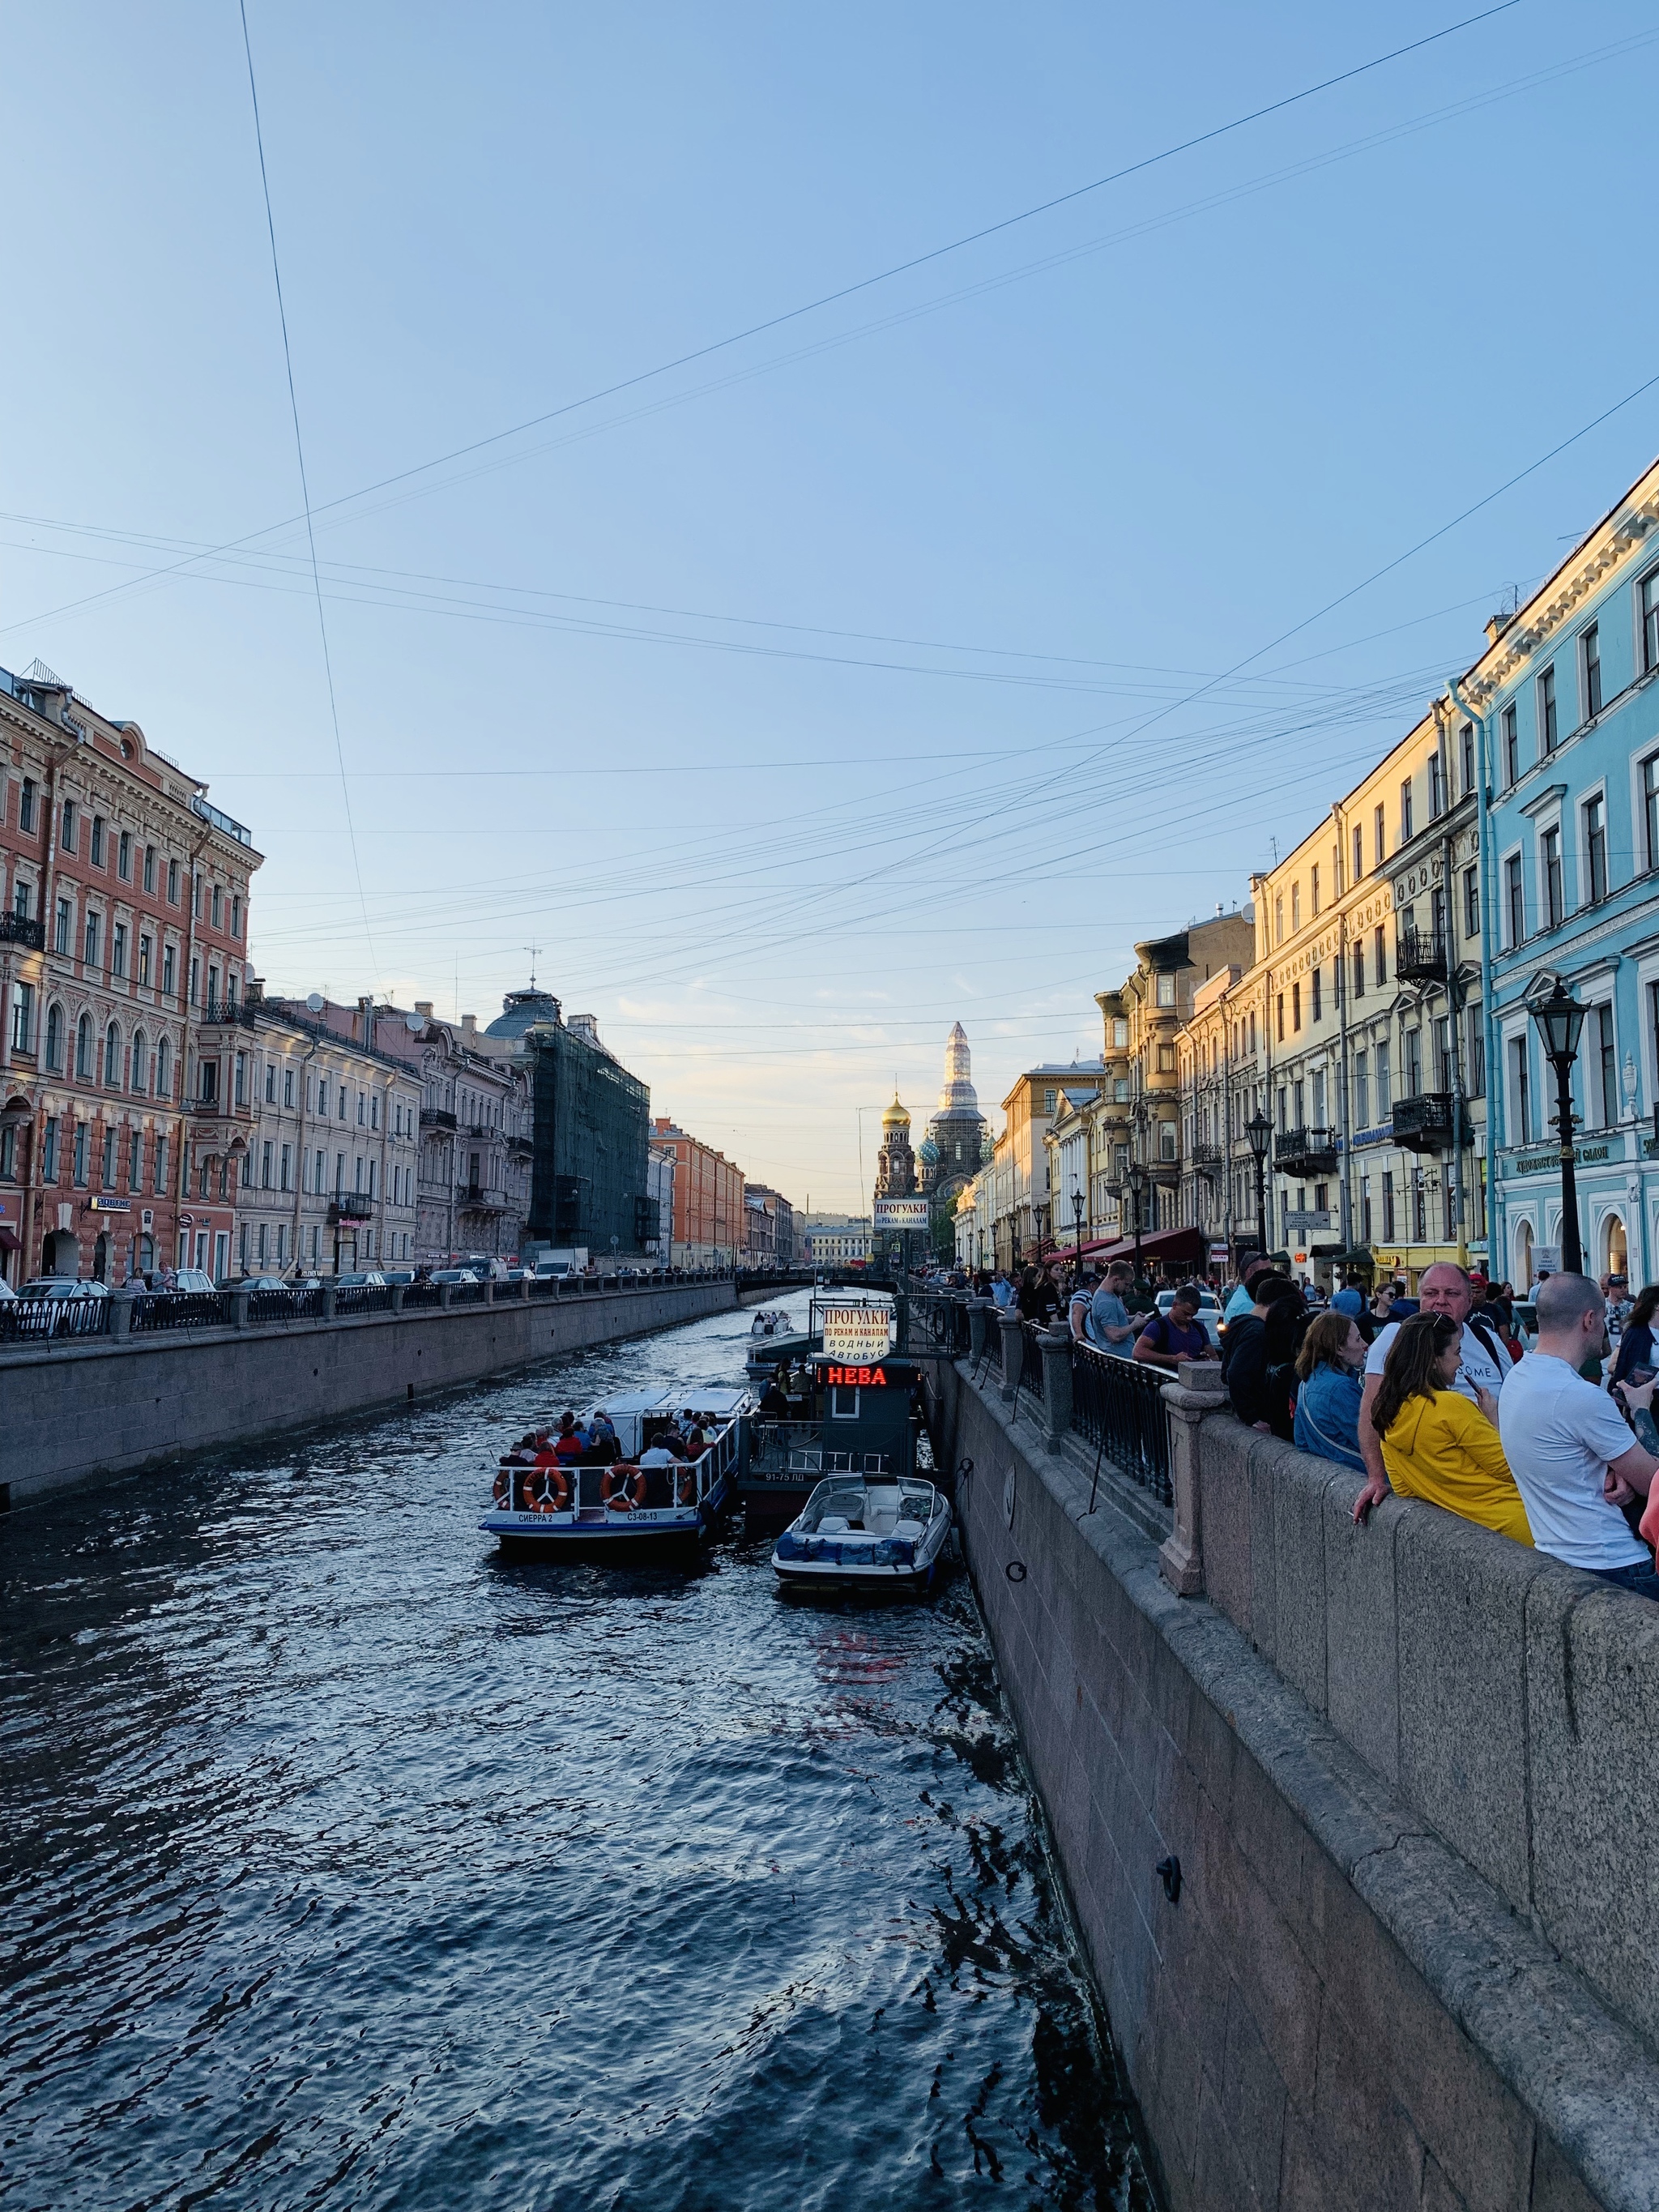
[915,1246,1659,1602]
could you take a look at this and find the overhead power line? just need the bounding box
[237,0,379,988]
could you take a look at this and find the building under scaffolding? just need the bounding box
[481,991,655,1258]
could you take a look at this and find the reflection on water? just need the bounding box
[1,1293,1157,2210]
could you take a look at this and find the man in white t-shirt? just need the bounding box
[1499,1272,1659,1599]
[1352,1262,1514,1521]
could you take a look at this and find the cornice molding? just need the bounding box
[1465,497,1659,707]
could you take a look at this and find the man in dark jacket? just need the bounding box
[1222,1275,1307,1438]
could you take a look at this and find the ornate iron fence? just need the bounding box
[1017,1320,1046,1401]
[248,1287,325,1324]
[130,1292,232,1333]
[334,1284,394,1317]
[0,1296,111,1343]
[1069,1343,1172,1504]
[400,1283,444,1309]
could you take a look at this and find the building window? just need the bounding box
[1405,1028,1422,1096]
[54,896,70,955]
[112,923,127,980]
[265,1061,276,1103]
[1381,1172,1396,1241]
[234,1050,247,1105]
[1273,896,1284,946]
[129,1129,141,1189]
[262,1140,273,1189]
[1155,973,1176,1009]
[167,857,179,904]
[1374,804,1385,866]
[1465,1005,1484,1098]
[1582,625,1601,719]
[1539,665,1558,753]
[1644,568,1659,673]
[162,943,176,996]
[1584,795,1608,905]
[1511,1038,1532,1144]
[19,777,36,833]
[231,894,241,937]
[1429,754,1444,819]
[1353,1053,1368,1129]
[1291,981,1302,1032]
[1401,778,1414,843]
[211,885,222,929]
[62,800,76,853]
[11,880,27,922]
[1412,1172,1427,1243]
[104,1022,121,1087]
[11,981,34,1056]
[83,912,100,967]
[190,958,199,1005]
[1505,853,1525,946]
[1461,722,1476,796]
[1311,967,1322,1023]
[1351,943,1365,1001]
[1503,703,1520,784]
[1154,1044,1175,1073]
[1595,1003,1616,1126]
[284,1066,295,1108]
[73,1122,88,1186]
[139,933,151,987]
[101,1125,116,1186]
[155,1133,167,1189]
[75,1013,92,1079]
[131,1029,147,1092]
[91,816,104,866]
[118,830,131,880]
[1291,883,1302,932]
[1311,863,1320,916]
[1542,825,1563,930]
[42,1117,58,1182]
[143,844,156,893]
[45,1001,63,1070]
[1373,925,1386,987]
[280,1143,292,1191]
[1464,866,1479,941]
[1376,1040,1391,1112]
[156,1036,171,1095]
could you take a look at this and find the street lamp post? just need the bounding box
[1070,1186,1085,1279]
[1126,1160,1147,1284]
[1531,980,1587,1275]
[1246,1111,1273,1261]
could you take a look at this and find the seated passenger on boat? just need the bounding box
[552,1413,586,1465]
[759,1378,790,1416]
[640,1434,680,1468]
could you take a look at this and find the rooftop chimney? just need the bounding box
[1484,611,1516,647]
[415,1001,433,1018]
[461,1013,477,1036]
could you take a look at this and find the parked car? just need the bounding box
[19,1276,110,1299]
[429,1267,483,1285]
[164,1270,219,1296]
[0,1276,15,1302]
[15,1276,110,1337]
[382,1270,417,1286]
[335,1272,387,1289]
[241,1276,292,1293]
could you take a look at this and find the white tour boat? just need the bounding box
[481,1386,750,1550]
[771,1473,951,1594]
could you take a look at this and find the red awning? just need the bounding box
[0,1228,19,1253]
[1090,1224,1209,1268]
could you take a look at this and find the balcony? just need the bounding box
[1392,1092,1473,1154]
[460,1183,510,1212]
[200,997,258,1027]
[1395,928,1449,984]
[420,1106,457,1131]
[1275,1125,1339,1176]
[1189,1141,1223,1167]
[330,1193,374,1223]
[0,912,45,951]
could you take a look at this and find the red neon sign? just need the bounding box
[822,1364,887,1387]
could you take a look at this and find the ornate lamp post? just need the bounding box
[1126,1160,1147,1283]
[1246,1111,1273,1259]
[1530,980,1587,1274]
[1070,1185,1086,1279]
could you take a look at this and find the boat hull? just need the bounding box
[482,1475,732,1552]
[772,1556,940,1595]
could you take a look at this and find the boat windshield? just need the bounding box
[797,1476,936,1539]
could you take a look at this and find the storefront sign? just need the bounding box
[872,1198,930,1228]
[1284,1210,1332,1232]
[821,1305,895,1363]
[1513,1143,1611,1176]
[87,1196,131,1213]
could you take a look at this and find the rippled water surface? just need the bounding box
[2,1293,1156,2210]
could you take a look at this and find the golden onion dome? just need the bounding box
[881,1093,911,1130]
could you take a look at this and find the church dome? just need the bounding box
[918,1134,940,1166]
[882,1093,910,1130]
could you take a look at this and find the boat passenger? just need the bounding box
[640,1436,679,1469]
[552,1413,586,1466]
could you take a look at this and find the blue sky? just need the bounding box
[6,1,1659,1209]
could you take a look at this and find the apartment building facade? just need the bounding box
[650,1117,744,1266]
[0,659,261,1283]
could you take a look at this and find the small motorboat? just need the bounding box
[480,1386,751,1551]
[749,1309,790,1339]
[772,1474,951,1594]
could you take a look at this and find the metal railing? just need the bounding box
[446,1280,488,1304]
[130,1291,232,1333]
[249,1287,324,1323]
[0,912,46,950]
[400,1281,444,1308]
[910,1292,971,1354]
[1069,1342,1172,1504]
[1017,1320,1045,1401]
[0,1295,111,1342]
[334,1283,394,1317]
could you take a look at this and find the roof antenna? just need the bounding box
[525,942,542,989]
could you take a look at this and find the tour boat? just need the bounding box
[772,1474,952,1593]
[739,1342,932,1536]
[480,1386,750,1550]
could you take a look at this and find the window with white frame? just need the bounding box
[1582,624,1602,719]
[1510,1036,1533,1145]
[1592,1002,1617,1127]
[1642,567,1659,673]
[1539,664,1559,753]
[1584,793,1608,905]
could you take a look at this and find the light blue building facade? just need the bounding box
[1473,457,1659,1291]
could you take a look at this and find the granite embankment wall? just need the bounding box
[2,1279,736,1504]
[928,1356,1659,2212]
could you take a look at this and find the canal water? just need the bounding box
[2,1292,1157,2210]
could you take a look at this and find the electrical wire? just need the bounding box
[237,0,379,984]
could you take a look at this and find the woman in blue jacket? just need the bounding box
[1293,1310,1367,1471]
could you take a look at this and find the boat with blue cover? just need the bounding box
[772,1472,951,1592]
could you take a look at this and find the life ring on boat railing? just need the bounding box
[539,1467,572,1513]
[601,1464,646,1510]
[675,1467,698,1507]
[492,1468,509,1505]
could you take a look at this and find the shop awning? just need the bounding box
[1090,1224,1209,1268]
[0,1228,19,1253]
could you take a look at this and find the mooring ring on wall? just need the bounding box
[1005,1561,1027,1584]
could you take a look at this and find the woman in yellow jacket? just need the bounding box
[1370,1313,1533,1546]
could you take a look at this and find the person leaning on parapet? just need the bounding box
[1133,1283,1218,1372]
[1223,1256,1274,1326]
[1085,1262,1139,1360]
[1499,1272,1659,1601]
[1369,1313,1533,1545]
[1067,1266,1098,1344]
[1293,1310,1367,1471]
[989,1269,1017,1310]
[1352,1262,1513,1522]
[1223,1273,1306,1440]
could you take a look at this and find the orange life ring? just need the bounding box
[675,1468,697,1507]
[539,1467,572,1513]
[601,1464,646,1510]
[493,1468,509,1505]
